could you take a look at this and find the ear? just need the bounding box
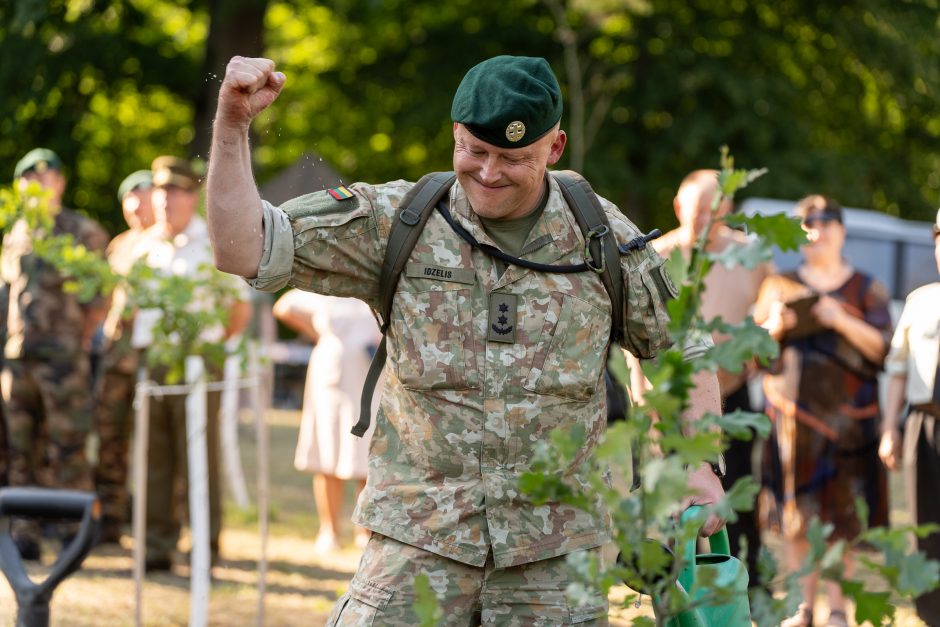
[546,130,567,165]
[453,122,460,140]
[673,195,682,220]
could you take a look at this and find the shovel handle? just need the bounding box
[0,488,100,521]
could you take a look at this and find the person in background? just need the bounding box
[94,169,155,544]
[273,290,382,552]
[879,208,940,625]
[0,148,109,560]
[636,169,774,584]
[754,195,891,627]
[132,156,251,572]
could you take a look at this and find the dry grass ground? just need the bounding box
[0,408,928,625]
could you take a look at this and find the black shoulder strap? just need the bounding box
[352,172,456,437]
[353,169,624,437]
[552,170,624,344]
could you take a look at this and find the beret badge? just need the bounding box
[505,121,526,143]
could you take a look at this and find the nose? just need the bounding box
[478,155,501,185]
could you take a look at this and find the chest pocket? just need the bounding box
[523,292,610,401]
[390,285,478,390]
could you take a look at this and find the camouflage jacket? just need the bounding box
[1,208,108,362]
[248,175,707,568]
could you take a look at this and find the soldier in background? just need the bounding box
[94,169,155,544]
[0,148,109,560]
[133,156,250,572]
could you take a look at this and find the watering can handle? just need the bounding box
[678,505,731,594]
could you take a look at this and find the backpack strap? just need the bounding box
[353,169,626,437]
[551,171,624,344]
[352,172,457,437]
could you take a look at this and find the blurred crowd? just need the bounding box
[1,148,939,625]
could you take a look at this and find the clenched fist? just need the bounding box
[216,56,286,130]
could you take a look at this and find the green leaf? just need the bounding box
[896,551,940,596]
[708,237,775,270]
[717,410,772,440]
[659,430,722,465]
[413,572,443,627]
[724,212,808,252]
[703,317,779,372]
[841,580,894,626]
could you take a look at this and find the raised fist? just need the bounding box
[216,56,286,129]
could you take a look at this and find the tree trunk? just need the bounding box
[191,0,270,161]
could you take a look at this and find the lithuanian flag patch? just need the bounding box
[327,185,354,201]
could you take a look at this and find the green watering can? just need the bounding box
[620,506,751,627]
[668,506,751,627]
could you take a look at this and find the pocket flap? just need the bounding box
[349,577,394,611]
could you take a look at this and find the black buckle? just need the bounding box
[583,225,608,274]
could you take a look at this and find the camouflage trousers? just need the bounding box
[0,357,94,542]
[145,376,222,562]
[326,534,609,626]
[93,348,138,523]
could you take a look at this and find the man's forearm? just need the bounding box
[206,121,265,278]
[882,374,907,433]
[684,369,722,426]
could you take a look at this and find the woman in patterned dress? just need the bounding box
[754,195,892,627]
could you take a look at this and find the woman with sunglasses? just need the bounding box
[753,195,892,627]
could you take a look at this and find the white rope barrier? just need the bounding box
[221,355,251,509]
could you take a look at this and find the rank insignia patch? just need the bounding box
[487,293,517,343]
[327,185,354,201]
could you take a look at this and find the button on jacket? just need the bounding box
[247,175,707,568]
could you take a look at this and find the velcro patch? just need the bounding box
[327,185,354,201]
[405,263,476,285]
[487,292,517,343]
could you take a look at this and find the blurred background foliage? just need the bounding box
[2,0,939,235]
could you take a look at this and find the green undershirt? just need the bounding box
[479,184,549,257]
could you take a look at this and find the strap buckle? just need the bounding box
[583,225,609,274]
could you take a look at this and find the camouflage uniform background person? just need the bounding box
[132,156,251,572]
[206,55,725,624]
[0,148,109,560]
[94,169,155,544]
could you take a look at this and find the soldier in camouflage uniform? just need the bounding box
[94,169,155,544]
[0,148,109,560]
[207,56,726,625]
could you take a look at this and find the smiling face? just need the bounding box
[452,123,566,220]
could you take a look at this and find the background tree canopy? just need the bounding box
[2,0,939,235]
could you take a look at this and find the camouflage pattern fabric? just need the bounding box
[1,357,95,542]
[248,175,704,569]
[1,210,109,362]
[94,228,147,525]
[0,209,107,542]
[94,332,138,524]
[325,533,608,626]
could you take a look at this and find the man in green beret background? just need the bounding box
[132,155,251,572]
[93,168,155,543]
[1,148,109,559]
[206,55,725,624]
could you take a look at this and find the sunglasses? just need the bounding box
[802,213,841,228]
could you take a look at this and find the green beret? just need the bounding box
[451,55,563,149]
[13,148,63,180]
[117,169,153,202]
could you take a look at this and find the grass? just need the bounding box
[0,408,929,626]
